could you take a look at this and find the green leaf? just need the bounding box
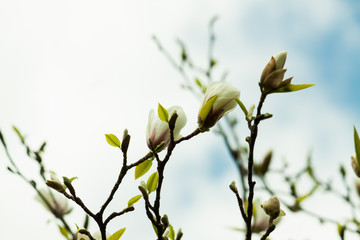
[296,184,318,204]
[58,225,70,240]
[127,194,142,207]
[195,78,206,93]
[146,172,159,193]
[13,126,25,143]
[199,95,218,122]
[105,134,121,148]
[354,126,360,168]
[168,225,175,240]
[229,227,245,232]
[158,103,169,123]
[279,209,286,217]
[195,78,202,88]
[107,228,126,240]
[210,59,217,68]
[234,97,248,117]
[337,224,345,240]
[63,176,78,184]
[152,223,158,236]
[274,84,315,93]
[135,158,153,179]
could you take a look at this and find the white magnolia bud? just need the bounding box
[259,51,293,92]
[261,197,280,219]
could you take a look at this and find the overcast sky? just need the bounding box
[1,0,360,239]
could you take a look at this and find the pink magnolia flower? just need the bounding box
[146,105,187,151]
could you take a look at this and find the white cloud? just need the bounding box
[1,0,360,239]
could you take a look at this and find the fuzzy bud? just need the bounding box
[261,197,280,219]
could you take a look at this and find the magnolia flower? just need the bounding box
[198,82,240,130]
[252,200,270,233]
[35,188,71,217]
[146,105,187,151]
[77,230,109,240]
[259,51,293,92]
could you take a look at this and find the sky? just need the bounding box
[1,0,360,239]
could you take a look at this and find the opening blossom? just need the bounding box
[198,82,240,131]
[146,105,187,151]
[259,51,292,93]
[35,188,71,217]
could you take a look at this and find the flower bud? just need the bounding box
[146,106,187,151]
[351,155,360,177]
[259,51,293,93]
[46,173,65,193]
[261,197,280,219]
[161,214,169,228]
[176,228,183,240]
[198,82,240,131]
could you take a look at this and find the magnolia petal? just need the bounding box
[260,57,276,84]
[262,68,287,90]
[273,51,287,70]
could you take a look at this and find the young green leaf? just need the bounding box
[58,225,70,240]
[146,172,159,193]
[105,134,121,148]
[158,103,169,122]
[354,126,360,167]
[279,209,286,217]
[135,159,153,180]
[234,97,248,117]
[296,184,318,204]
[168,225,175,240]
[199,95,218,122]
[337,224,345,239]
[152,223,158,236]
[127,195,142,207]
[13,126,25,144]
[63,176,78,184]
[107,228,126,240]
[210,59,217,68]
[195,78,202,88]
[274,84,315,93]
